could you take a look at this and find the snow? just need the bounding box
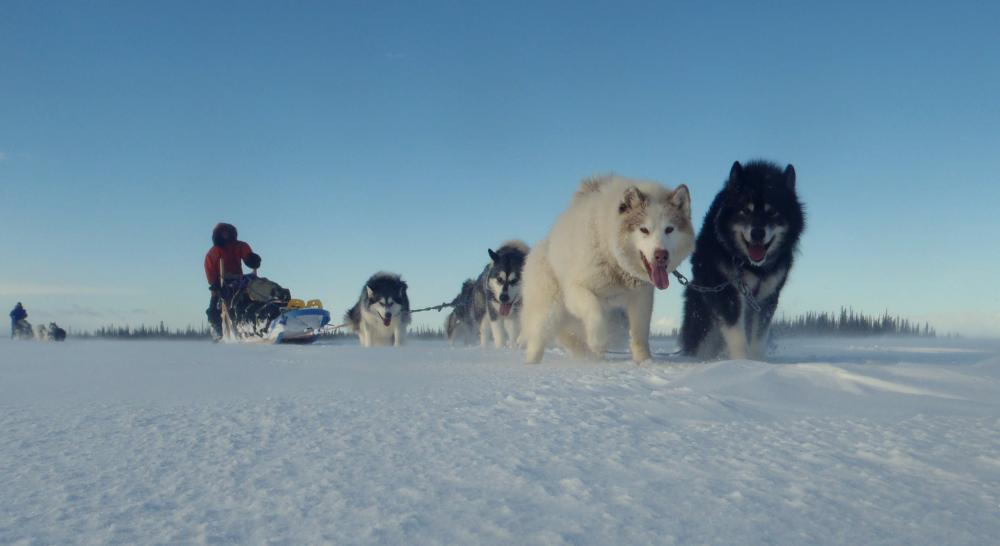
[1,337,999,545]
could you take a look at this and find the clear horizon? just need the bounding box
[2,1,999,337]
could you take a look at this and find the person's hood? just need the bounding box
[212,223,238,247]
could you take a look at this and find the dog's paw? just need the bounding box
[524,346,544,364]
[631,346,653,363]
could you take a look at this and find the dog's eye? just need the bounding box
[742,207,753,215]
[639,227,650,235]
[665,226,674,234]
[508,279,518,285]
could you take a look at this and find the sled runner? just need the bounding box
[12,319,34,340]
[217,274,330,344]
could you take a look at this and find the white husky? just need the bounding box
[521,175,695,363]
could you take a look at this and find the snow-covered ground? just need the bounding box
[1,336,999,545]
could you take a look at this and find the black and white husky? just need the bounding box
[345,272,411,347]
[680,160,805,361]
[471,240,530,348]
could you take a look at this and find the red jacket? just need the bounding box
[205,241,254,286]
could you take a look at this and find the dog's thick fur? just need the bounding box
[521,175,694,363]
[50,323,67,342]
[445,279,477,346]
[40,322,66,341]
[346,272,411,347]
[680,160,805,361]
[471,240,530,349]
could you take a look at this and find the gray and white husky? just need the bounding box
[470,240,530,349]
[445,279,477,346]
[345,272,411,347]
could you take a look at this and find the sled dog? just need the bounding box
[471,241,530,349]
[680,160,805,361]
[49,322,67,341]
[346,272,411,347]
[521,175,694,363]
[445,279,477,346]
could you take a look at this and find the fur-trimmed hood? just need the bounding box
[212,223,238,247]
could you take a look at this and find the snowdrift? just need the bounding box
[1,337,998,545]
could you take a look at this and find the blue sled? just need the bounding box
[269,308,331,344]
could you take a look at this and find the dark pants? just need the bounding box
[207,292,222,338]
[207,278,246,339]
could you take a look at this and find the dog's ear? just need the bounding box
[365,285,375,300]
[725,161,743,191]
[488,249,499,263]
[669,184,691,216]
[784,164,796,190]
[619,186,647,213]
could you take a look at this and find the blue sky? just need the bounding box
[2,1,998,336]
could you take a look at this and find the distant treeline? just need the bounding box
[74,322,444,340]
[72,308,938,340]
[771,308,936,338]
[651,309,937,339]
[75,322,212,339]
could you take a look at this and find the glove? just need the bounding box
[244,253,262,269]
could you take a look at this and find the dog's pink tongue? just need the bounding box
[652,265,670,290]
[499,302,513,316]
[383,314,392,327]
[748,244,767,263]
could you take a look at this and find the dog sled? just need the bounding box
[12,319,34,340]
[217,274,330,344]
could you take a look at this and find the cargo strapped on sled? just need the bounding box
[246,277,291,303]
